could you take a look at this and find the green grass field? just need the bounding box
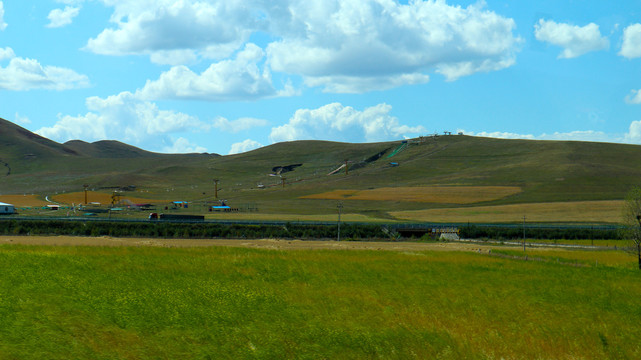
[0,244,639,359]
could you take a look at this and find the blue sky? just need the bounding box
[0,0,640,155]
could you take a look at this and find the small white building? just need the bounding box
[0,202,15,214]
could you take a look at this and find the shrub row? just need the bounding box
[0,220,626,241]
[459,225,623,240]
[0,220,388,240]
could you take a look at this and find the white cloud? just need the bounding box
[625,89,641,105]
[0,51,89,91]
[469,131,535,140]
[46,6,80,28]
[620,23,641,59]
[270,103,426,143]
[267,0,520,91]
[0,1,7,31]
[229,139,263,154]
[625,121,641,143]
[14,112,31,125]
[138,43,294,101]
[36,91,207,153]
[162,137,207,153]
[466,130,614,143]
[149,49,198,66]
[86,0,519,92]
[0,46,14,60]
[534,19,609,59]
[85,0,254,63]
[304,73,430,94]
[539,130,613,143]
[212,116,268,133]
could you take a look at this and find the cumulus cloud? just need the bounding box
[625,121,641,143]
[469,131,535,140]
[0,48,89,90]
[14,112,31,125]
[534,19,609,58]
[138,43,295,101]
[229,139,264,154]
[46,6,80,28]
[85,0,254,63]
[85,0,520,92]
[36,91,208,153]
[270,103,426,143]
[620,23,641,59]
[0,46,14,60]
[0,1,7,31]
[162,137,207,153]
[267,0,520,90]
[625,89,641,105]
[212,116,268,133]
[466,130,615,143]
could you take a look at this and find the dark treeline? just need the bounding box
[0,220,387,240]
[459,225,622,240]
[0,219,627,241]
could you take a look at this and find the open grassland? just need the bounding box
[391,200,625,223]
[301,186,522,204]
[495,247,633,267]
[0,243,639,359]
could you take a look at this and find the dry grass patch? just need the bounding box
[391,200,625,223]
[205,212,384,223]
[0,195,50,207]
[52,192,161,206]
[302,186,521,204]
[300,190,359,200]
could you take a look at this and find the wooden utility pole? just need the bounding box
[281,177,286,188]
[337,202,343,241]
[523,215,526,252]
[214,179,219,199]
[83,184,89,205]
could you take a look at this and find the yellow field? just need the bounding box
[52,192,161,206]
[0,194,50,207]
[301,186,522,204]
[390,200,625,223]
[205,212,386,223]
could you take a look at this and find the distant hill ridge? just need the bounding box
[0,117,178,159]
[4,115,641,209]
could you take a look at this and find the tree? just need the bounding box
[622,187,641,270]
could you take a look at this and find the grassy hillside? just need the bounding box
[2,117,641,222]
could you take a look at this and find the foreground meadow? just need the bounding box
[0,243,639,359]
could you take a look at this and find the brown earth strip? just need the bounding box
[0,235,495,253]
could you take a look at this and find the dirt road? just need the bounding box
[0,235,495,252]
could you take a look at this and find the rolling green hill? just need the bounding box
[2,117,641,222]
